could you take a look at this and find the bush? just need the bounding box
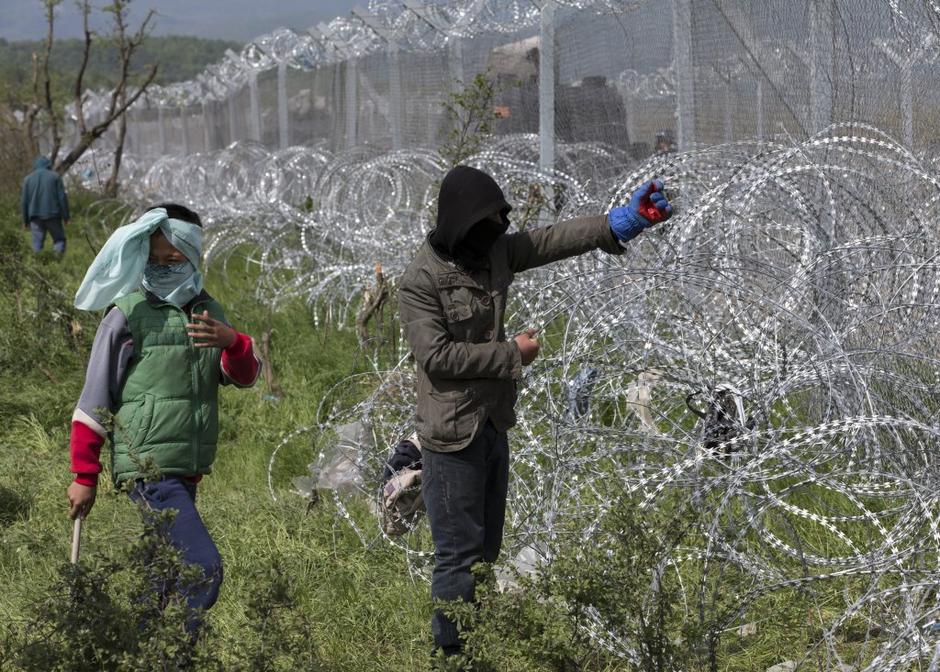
[0,491,326,672]
[441,493,754,672]
[5,499,199,672]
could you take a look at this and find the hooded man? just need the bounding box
[398,165,673,658]
[21,156,71,254]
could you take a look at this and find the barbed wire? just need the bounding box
[78,122,940,666]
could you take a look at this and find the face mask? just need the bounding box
[141,261,203,307]
[454,214,509,270]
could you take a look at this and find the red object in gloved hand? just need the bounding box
[636,180,671,224]
[608,179,674,243]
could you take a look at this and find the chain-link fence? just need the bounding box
[112,1,940,164]
[81,5,940,667]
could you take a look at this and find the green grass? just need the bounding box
[0,193,431,670]
[0,193,920,671]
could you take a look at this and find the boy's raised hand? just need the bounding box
[67,482,96,519]
[187,310,237,349]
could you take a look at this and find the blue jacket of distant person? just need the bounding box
[21,156,70,224]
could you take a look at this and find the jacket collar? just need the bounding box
[424,237,487,289]
[143,288,212,312]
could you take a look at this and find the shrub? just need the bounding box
[0,493,326,672]
[441,492,753,672]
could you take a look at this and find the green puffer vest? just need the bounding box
[110,291,226,484]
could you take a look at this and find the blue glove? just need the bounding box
[608,179,673,243]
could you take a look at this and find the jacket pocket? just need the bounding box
[421,389,477,446]
[442,288,474,323]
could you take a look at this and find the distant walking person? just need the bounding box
[21,156,70,254]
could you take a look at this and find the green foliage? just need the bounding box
[440,72,501,168]
[437,72,555,228]
[225,563,326,672]
[8,501,197,671]
[438,496,698,671]
[0,192,892,671]
[0,193,104,425]
[437,564,601,672]
[437,493,773,672]
[0,35,241,109]
[2,494,328,672]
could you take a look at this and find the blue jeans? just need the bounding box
[129,477,223,634]
[29,217,66,253]
[422,419,510,652]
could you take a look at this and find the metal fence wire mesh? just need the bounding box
[109,0,940,158]
[68,1,940,668]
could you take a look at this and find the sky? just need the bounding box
[0,0,361,42]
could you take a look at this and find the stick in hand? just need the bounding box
[70,516,82,564]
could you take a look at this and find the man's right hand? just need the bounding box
[514,328,541,366]
[608,179,673,243]
[67,482,96,519]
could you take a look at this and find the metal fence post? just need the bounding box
[346,57,359,149]
[810,0,833,133]
[158,105,167,154]
[756,79,764,141]
[202,101,212,152]
[389,44,403,150]
[180,106,190,155]
[249,70,262,143]
[227,91,238,145]
[900,60,913,148]
[539,0,556,210]
[673,0,695,151]
[277,62,290,149]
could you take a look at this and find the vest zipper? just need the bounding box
[186,303,202,475]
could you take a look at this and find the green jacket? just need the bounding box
[110,291,226,483]
[398,215,624,453]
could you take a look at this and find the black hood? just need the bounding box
[430,166,512,264]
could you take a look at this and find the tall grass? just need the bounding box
[0,194,896,670]
[0,194,430,670]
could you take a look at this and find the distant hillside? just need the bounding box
[0,35,241,107]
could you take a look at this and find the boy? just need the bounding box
[66,203,260,633]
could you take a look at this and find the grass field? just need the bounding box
[0,193,437,670]
[0,193,904,672]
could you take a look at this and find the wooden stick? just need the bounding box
[70,516,82,564]
[260,329,283,400]
[356,264,388,346]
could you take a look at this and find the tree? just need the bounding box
[23,0,158,178]
[439,72,500,168]
[102,0,155,197]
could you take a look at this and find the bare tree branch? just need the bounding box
[16,0,160,177]
[55,62,158,175]
[23,52,42,156]
[52,0,158,177]
[41,0,63,164]
[73,0,93,136]
[105,2,156,196]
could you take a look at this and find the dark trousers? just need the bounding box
[422,419,510,652]
[29,217,65,253]
[129,477,223,634]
